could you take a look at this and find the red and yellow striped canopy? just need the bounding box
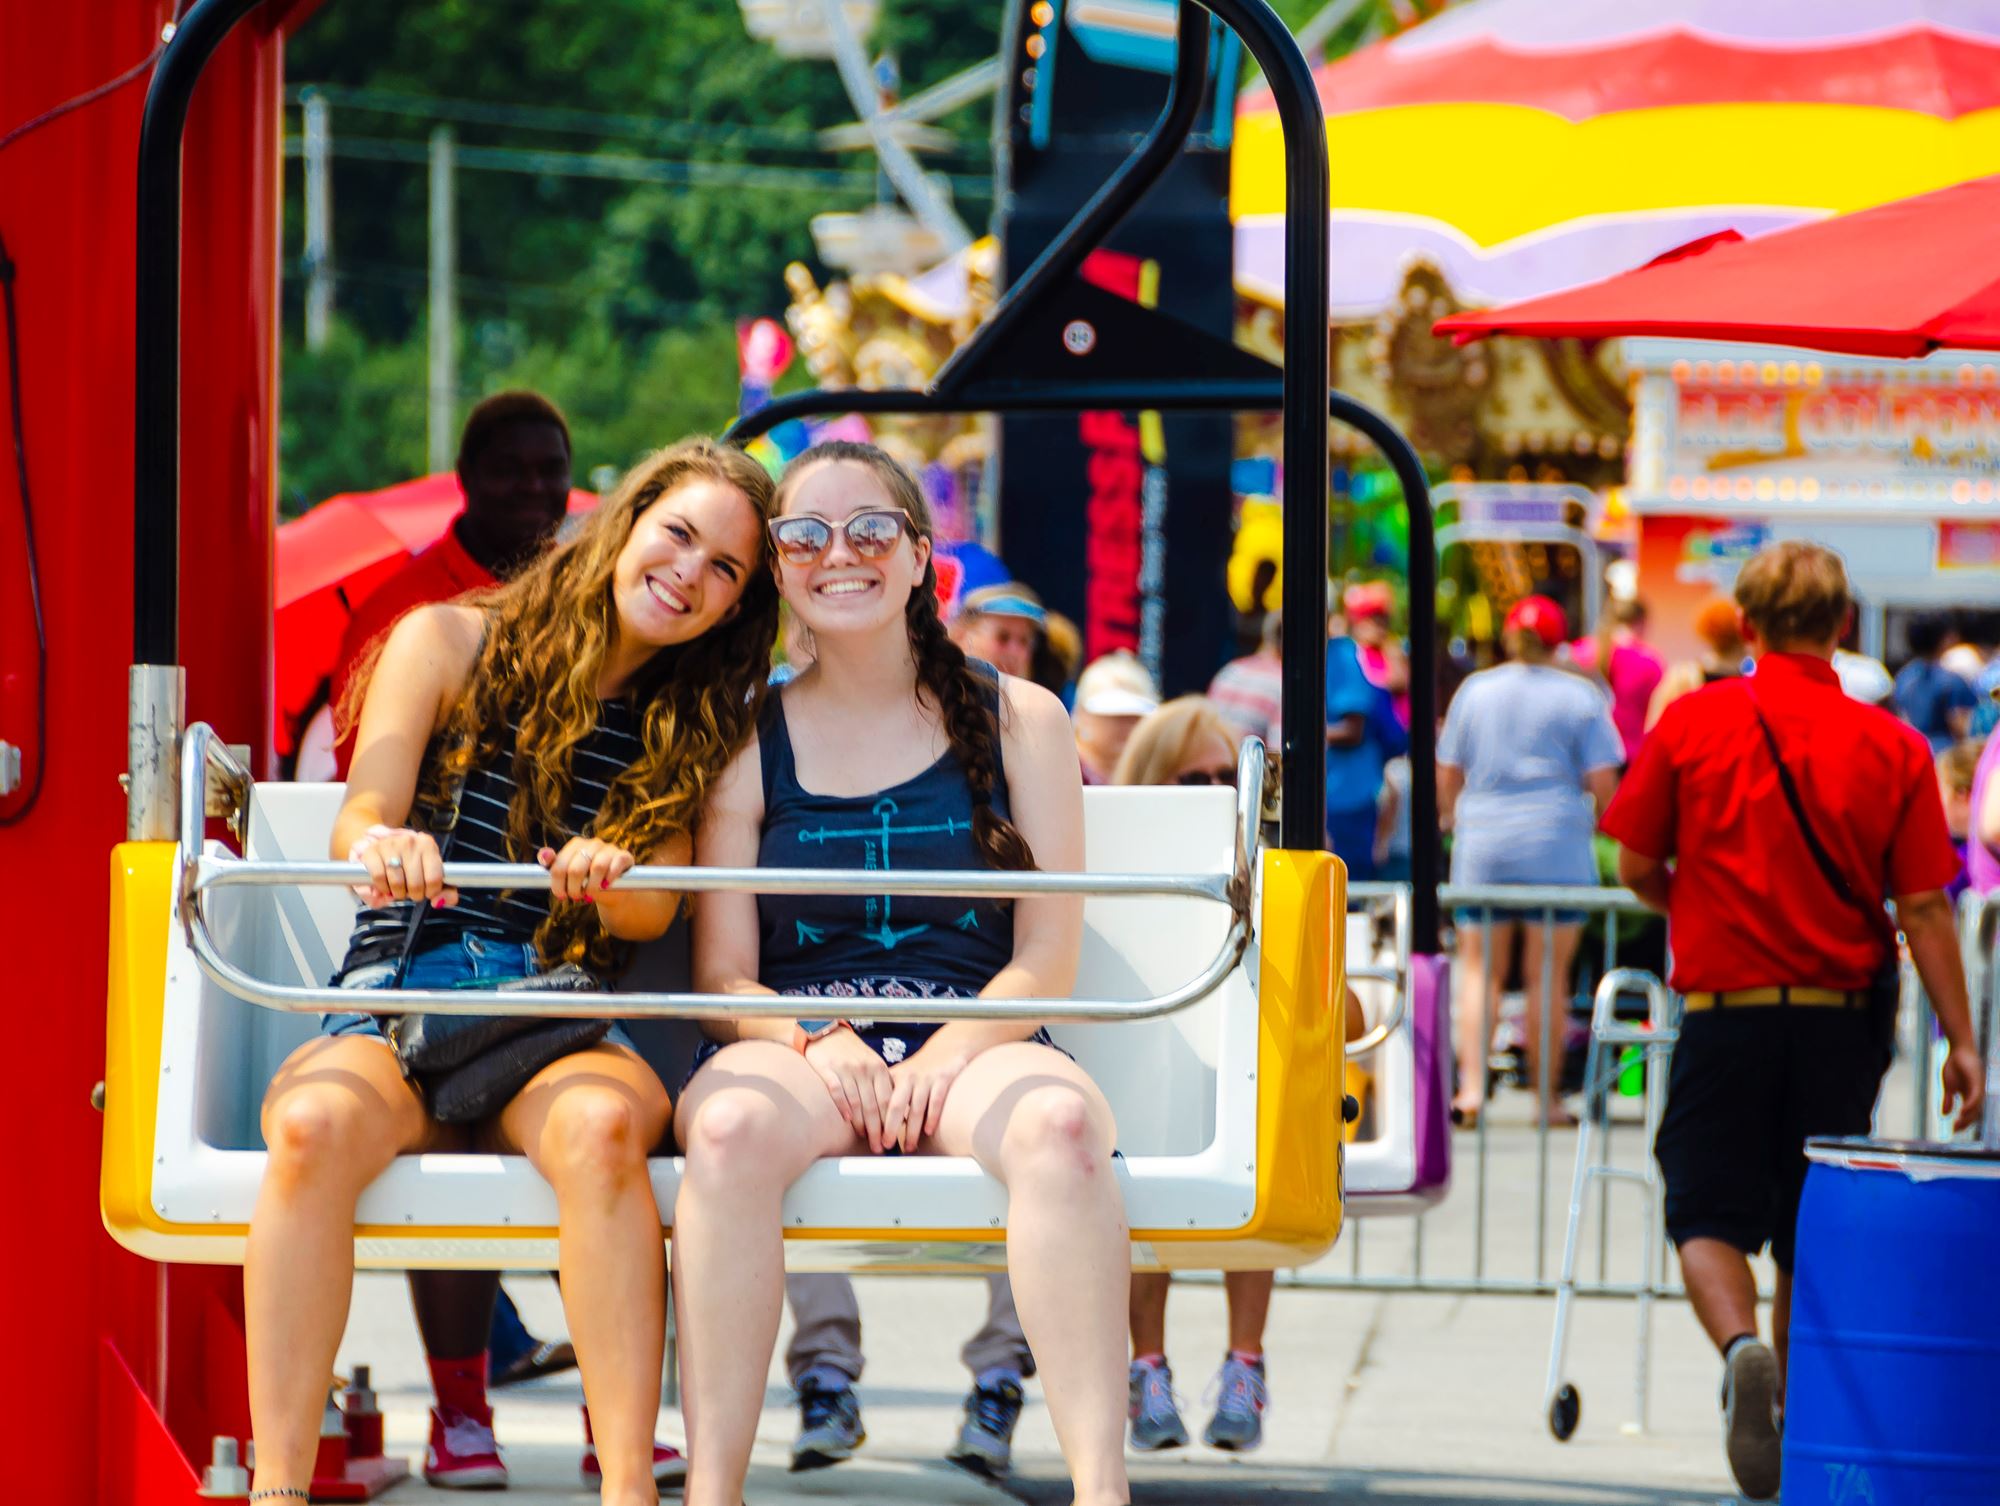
[1232,0,2000,318]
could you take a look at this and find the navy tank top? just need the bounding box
[335,699,647,976]
[755,675,1016,1003]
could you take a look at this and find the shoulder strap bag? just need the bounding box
[384,775,611,1123]
[1747,692,1901,1049]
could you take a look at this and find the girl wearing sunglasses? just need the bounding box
[676,440,1129,1506]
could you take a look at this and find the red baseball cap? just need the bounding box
[1503,594,1568,649]
[1343,581,1394,622]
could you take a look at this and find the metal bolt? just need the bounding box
[161,20,177,41]
[90,1081,107,1112]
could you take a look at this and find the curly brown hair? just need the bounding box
[347,437,780,970]
[774,440,1036,871]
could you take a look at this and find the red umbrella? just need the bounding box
[274,474,594,753]
[1432,175,2000,359]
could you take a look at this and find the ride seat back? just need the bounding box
[109,774,1343,1271]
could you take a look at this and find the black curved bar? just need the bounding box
[134,0,274,665]
[744,0,1333,851]
[932,0,1210,395]
[1203,0,1329,854]
[1329,394,1439,954]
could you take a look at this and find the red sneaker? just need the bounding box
[424,1405,508,1489]
[580,1407,688,1490]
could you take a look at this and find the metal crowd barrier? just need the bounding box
[1330,880,1667,1301]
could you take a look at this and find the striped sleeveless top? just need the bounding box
[333,699,647,978]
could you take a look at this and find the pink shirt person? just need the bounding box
[1569,599,1661,764]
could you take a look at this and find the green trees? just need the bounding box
[279,0,995,507]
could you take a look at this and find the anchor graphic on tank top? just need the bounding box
[796,796,973,950]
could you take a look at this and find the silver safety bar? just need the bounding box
[175,723,1263,1023]
[1341,879,1411,1059]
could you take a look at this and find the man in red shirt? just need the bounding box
[330,390,574,775]
[1603,540,1983,1502]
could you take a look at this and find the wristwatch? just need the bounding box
[792,1019,853,1053]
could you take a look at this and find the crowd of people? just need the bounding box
[258,388,1990,1506]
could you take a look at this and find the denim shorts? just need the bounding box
[322,931,635,1052]
[1452,905,1587,929]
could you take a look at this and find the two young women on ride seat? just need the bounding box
[245,438,1130,1506]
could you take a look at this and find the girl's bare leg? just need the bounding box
[493,1044,674,1506]
[1223,1271,1275,1353]
[1520,922,1584,1123]
[672,1044,859,1506]
[1452,921,1490,1116]
[247,1036,435,1496]
[1129,1271,1171,1358]
[932,1042,1128,1506]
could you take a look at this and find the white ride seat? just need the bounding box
[104,769,1345,1272]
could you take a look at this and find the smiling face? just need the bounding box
[774,459,931,639]
[609,478,763,649]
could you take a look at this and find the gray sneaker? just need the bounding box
[791,1376,865,1472]
[1721,1340,1781,1502]
[1202,1354,1268,1452]
[946,1376,1024,1478]
[1127,1361,1189,1451]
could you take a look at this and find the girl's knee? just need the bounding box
[680,1090,788,1179]
[1001,1086,1108,1174]
[262,1090,378,1186]
[539,1088,655,1185]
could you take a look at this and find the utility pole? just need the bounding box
[427,124,457,474]
[302,90,333,350]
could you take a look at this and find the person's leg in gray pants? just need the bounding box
[785,1273,863,1386]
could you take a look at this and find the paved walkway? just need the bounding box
[333,1093,1766,1505]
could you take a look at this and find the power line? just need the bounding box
[286,82,986,159]
[281,132,993,198]
[289,255,711,317]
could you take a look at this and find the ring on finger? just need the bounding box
[384,854,404,869]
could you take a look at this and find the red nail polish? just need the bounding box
[600,878,612,889]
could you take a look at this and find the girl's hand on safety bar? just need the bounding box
[804,1028,893,1154]
[348,825,455,910]
[538,837,638,907]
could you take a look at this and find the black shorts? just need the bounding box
[1654,1005,1889,1272]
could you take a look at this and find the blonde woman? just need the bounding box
[245,440,780,1506]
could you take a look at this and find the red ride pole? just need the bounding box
[0,2,292,1499]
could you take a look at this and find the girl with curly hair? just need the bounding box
[245,438,778,1506]
[677,441,1130,1506]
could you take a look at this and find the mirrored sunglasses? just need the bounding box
[768,508,912,566]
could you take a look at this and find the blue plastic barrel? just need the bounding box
[1783,1138,2000,1505]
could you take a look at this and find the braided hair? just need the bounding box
[774,441,1037,872]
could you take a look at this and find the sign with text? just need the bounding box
[1629,344,2000,514]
